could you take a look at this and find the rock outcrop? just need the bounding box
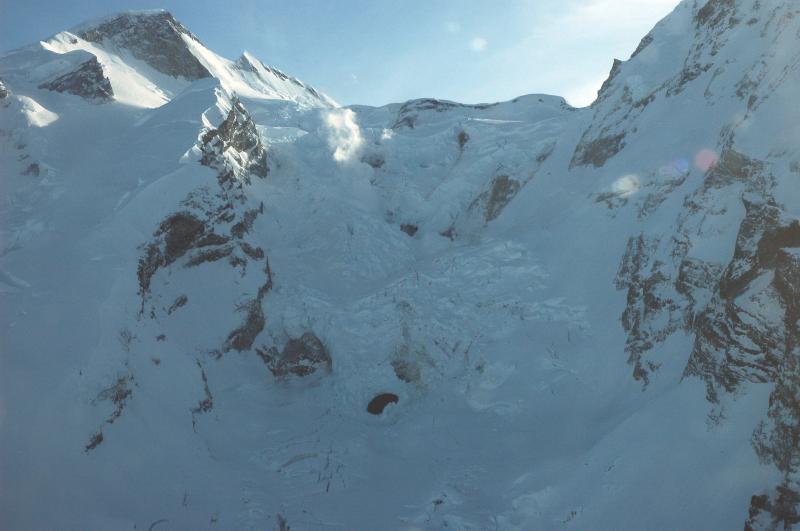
[257,333,332,378]
[38,56,113,102]
[199,96,269,184]
[77,11,210,80]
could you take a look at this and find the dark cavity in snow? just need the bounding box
[367,393,399,415]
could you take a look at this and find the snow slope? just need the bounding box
[1,2,799,530]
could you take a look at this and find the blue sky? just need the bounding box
[0,0,680,107]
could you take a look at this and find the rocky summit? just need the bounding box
[1,2,799,530]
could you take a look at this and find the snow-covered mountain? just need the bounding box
[1,2,798,529]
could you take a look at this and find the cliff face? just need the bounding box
[38,56,114,101]
[587,2,800,526]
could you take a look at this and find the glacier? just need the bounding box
[1,2,799,529]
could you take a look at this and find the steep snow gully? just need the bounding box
[2,2,800,529]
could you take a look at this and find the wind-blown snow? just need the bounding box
[324,108,364,162]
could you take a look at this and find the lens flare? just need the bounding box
[612,174,640,197]
[694,149,718,172]
[673,158,690,173]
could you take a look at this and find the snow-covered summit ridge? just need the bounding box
[66,9,190,41]
[0,9,335,109]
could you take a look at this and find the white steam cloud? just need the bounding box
[324,108,364,163]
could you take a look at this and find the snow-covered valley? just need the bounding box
[1,2,799,529]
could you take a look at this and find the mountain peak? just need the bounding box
[71,9,211,81]
[70,9,177,33]
[68,9,180,40]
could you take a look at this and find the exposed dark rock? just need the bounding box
[200,98,268,183]
[392,115,417,130]
[685,201,793,399]
[440,226,457,241]
[195,233,229,248]
[257,332,331,378]
[137,212,205,303]
[596,59,623,103]
[137,166,271,360]
[719,205,776,298]
[696,0,737,29]
[185,245,233,267]
[632,92,656,109]
[231,209,259,239]
[84,431,104,453]
[483,175,521,222]
[665,151,800,526]
[604,140,799,527]
[191,362,213,432]
[226,260,272,352]
[398,98,494,114]
[667,63,713,97]
[570,132,626,168]
[167,294,188,314]
[161,212,205,263]
[615,235,681,384]
[676,257,723,300]
[391,98,496,129]
[704,149,769,193]
[78,11,210,80]
[401,99,460,113]
[465,174,523,225]
[774,250,800,321]
[400,223,418,237]
[595,189,630,210]
[745,246,800,529]
[137,245,162,302]
[137,208,260,313]
[95,375,133,425]
[453,144,553,232]
[0,79,9,99]
[228,254,247,270]
[606,151,781,399]
[466,174,525,224]
[239,242,265,260]
[367,393,399,415]
[226,299,265,352]
[637,174,688,219]
[631,34,654,58]
[216,103,262,156]
[38,57,113,102]
[457,130,470,150]
[744,485,800,531]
